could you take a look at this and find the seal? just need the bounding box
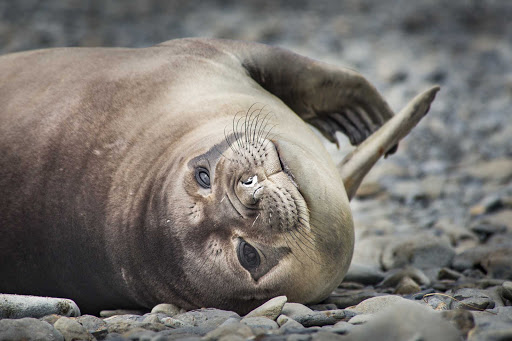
[0,38,439,314]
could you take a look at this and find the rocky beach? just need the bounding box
[1,0,511,340]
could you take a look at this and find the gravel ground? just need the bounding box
[1,1,511,340]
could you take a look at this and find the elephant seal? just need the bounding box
[0,38,439,314]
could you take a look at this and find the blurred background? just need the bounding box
[1,0,511,241]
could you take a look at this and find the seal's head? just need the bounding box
[162,107,354,314]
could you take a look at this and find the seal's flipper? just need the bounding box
[172,38,395,148]
[338,86,440,200]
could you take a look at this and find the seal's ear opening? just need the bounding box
[338,86,440,201]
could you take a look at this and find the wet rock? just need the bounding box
[342,300,461,341]
[244,296,287,320]
[54,317,94,341]
[76,314,108,339]
[0,294,81,319]
[381,233,455,270]
[343,263,385,285]
[471,221,507,241]
[0,318,64,341]
[151,303,185,316]
[310,331,344,340]
[323,289,381,308]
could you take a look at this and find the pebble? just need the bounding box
[276,315,305,333]
[241,316,279,331]
[381,233,455,270]
[347,314,373,325]
[151,303,185,316]
[342,300,461,341]
[441,309,475,338]
[53,316,94,341]
[330,321,354,334]
[323,289,381,308]
[501,281,512,301]
[449,288,495,311]
[379,266,431,288]
[349,295,412,314]
[0,318,64,341]
[244,296,287,320]
[100,309,147,318]
[202,319,254,340]
[0,294,80,319]
[342,263,385,285]
[394,276,421,295]
[283,309,355,327]
[76,314,109,339]
[463,158,512,183]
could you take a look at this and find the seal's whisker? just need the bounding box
[256,111,273,144]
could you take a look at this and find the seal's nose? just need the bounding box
[237,175,264,206]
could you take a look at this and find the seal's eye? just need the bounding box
[195,167,210,188]
[237,240,260,270]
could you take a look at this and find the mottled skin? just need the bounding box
[0,38,436,314]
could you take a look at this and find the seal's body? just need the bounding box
[0,39,438,314]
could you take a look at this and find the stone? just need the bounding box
[342,300,461,341]
[202,320,254,340]
[481,247,512,280]
[463,157,512,183]
[449,288,495,311]
[307,303,338,311]
[501,281,512,301]
[330,321,354,334]
[104,314,168,334]
[53,317,94,341]
[394,276,421,295]
[381,233,455,270]
[151,303,185,316]
[438,267,463,280]
[41,314,62,325]
[379,266,430,288]
[0,317,64,341]
[0,294,80,319]
[244,296,287,320]
[99,309,146,317]
[323,289,381,309]
[310,331,344,340]
[76,314,108,339]
[282,309,355,327]
[342,263,385,285]
[161,316,192,328]
[441,309,475,338]
[173,308,240,331]
[281,303,314,318]
[240,316,279,331]
[347,314,373,325]
[349,295,412,314]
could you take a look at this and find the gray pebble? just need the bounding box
[173,308,240,331]
[150,303,184,316]
[76,314,108,339]
[307,303,338,311]
[202,320,253,340]
[449,288,495,311]
[481,247,512,280]
[54,317,94,341]
[100,309,147,318]
[241,316,279,330]
[281,303,313,318]
[277,315,306,332]
[0,294,80,319]
[244,296,287,320]
[323,289,381,309]
[285,309,355,327]
[342,263,385,286]
[350,295,411,314]
[330,321,354,334]
[379,266,430,288]
[501,281,512,301]
[437,267,463,280]
[161,316,192,328]
[394,276,421,295]
[347,314,373,325]
[440,309,475,338]
[0,317,64,341]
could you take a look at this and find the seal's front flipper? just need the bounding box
[180,38,395,148]
[338,86,440,200]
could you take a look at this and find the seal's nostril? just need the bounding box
[252,186,264,203]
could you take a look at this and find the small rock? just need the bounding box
[41,314,62,325]
[202,320,253,340]
[244,296,287,320]
[501,281,512,301]
[173,308,240,331]
[343,263,385,285]
[54,317,94,341]
[441,309,475,338]
[355,181,383,199]
[104,314,168,334]
[347,314,373,325]
[463,157,512,183]
[311,330,344,340]
[470,221,507,241]
[343,300,461,341]
[100,309,146,318]
[481,248,512,280]
[76,314,108,339]
[151,303,184,316]
[240,316,279,331]
[162,316,191,328]
[0,294,80,318]
[323,289,381,308]
[449,288,495,311]
[394,276,421,295]
[307,303,338,311]
[330,321,354,334]
[349,295,412,314]
[0,317,64,341]
[381,233,455,270]
[282,303,314,318]
[438,267,463,280]
[284,309,355,327]
[379,266,430,288]
[276,315,305,332]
